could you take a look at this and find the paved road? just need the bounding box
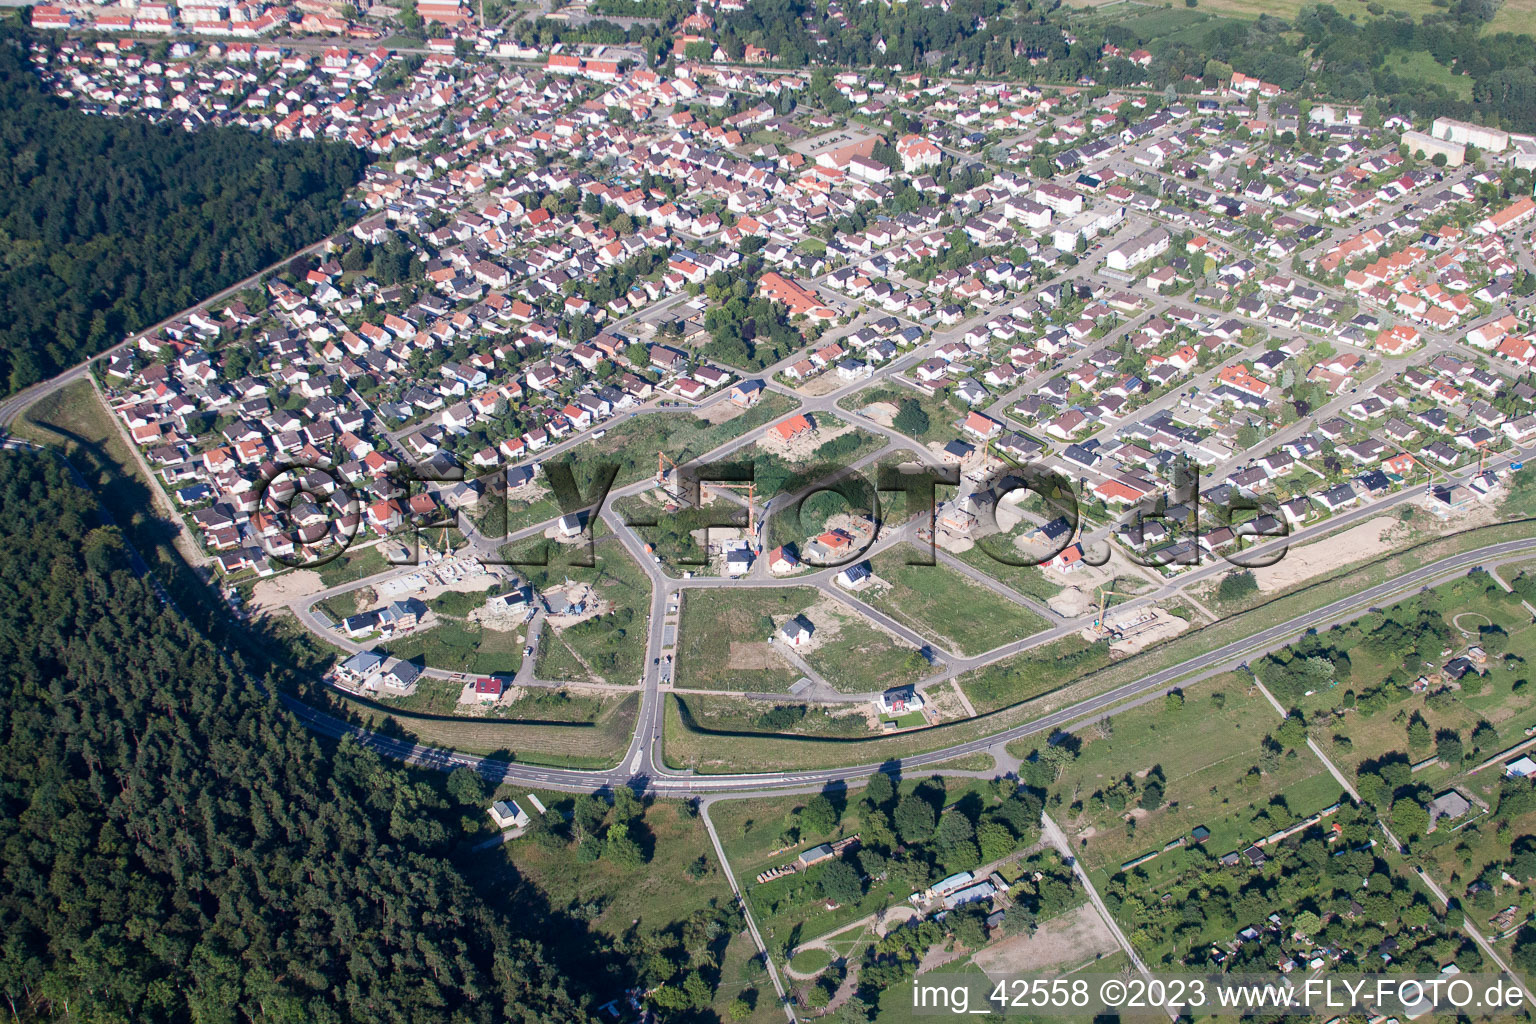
[0,233,346,429]
[283,532,1536,796]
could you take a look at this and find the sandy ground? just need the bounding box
[1050,586,1093,617]
[1103,608,1189,657]
[971,903,1119,978]
[923,683,969,724]
[861,401,899,427]
[1251,516,1399,592]
[250,569,326,614]
[796,373,846,397]
[728,640,784,671]
[696,402,748,426]
[469,607,525,632]
[757,415,857,462]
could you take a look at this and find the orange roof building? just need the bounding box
[772,414,813,441]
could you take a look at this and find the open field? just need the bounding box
[711,930,782,1024]
[1044,672,1338,878]
[971,902,1118,977]
[675,587,819,691]
[665,692,1049,773]
[1484,0,1536,33]
[961,634,1110,715]
[531,535,653,685]
[669,693,878,741]
[379,616,528,675]
[485,794,732,937]
[801,598,930,693]
[841,386,961,447]
[865,546,1050,657]
[575,392,799,487]
[319,689,637,766]
[949,545,1063,605]
[1385,48,1473,100]
[1066,0,1444,23]
[921,752,998,773]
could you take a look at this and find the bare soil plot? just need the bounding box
[971,903,1118,977]
[1251,517,1402,593]
[251,569,326,614]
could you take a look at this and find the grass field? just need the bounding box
[802,600,930,693]
[320,689,638,766]
[839,386,962,447]
[865,546,1050,656]
[949,543,1063,605]
[531,536,653,685]
[711,931,781,1024]
[314,544,393,588]
[921,752,998,773]
[569,393,799,489]
[1484,0,1536,33]
[788,947,832,975]
[665,692,1035,773]
[1384,48,1473,100]
[1044,673,1339,878]
[674,587,819,691]
[960,633,1109,715]
[670,694,878,741]
[486,794,732,936]
[1068,0,1445,23]
[379,616,528,675]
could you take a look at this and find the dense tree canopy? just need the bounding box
[0,31,365,394]
[0,452,597,1023]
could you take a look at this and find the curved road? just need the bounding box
[285,532,1536,796]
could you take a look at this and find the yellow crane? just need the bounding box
[1093,585,1137,635]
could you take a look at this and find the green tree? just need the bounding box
[801,794,839,836]
[819,858,864,905]
[894,795,937,843]
[605,823,646,867]
[1436,730,1464,765]
[976,821,1015,862]
[1392,799,1430,839]
[446,765,485,804]
[864,771,895,808]
[893,399,930,438]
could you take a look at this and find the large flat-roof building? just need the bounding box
[1432,116,1509,153]
[1402,130,1464,168]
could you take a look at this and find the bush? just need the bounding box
[893,399,931,437]
[1217,570,1258,604]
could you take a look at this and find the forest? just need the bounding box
[0,451,600,1022]
[721,0,1086,78]
[0,30,365,395]
[1100,2,1536,133]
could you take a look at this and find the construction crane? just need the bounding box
[1093,585,1136,635]
[656,452,692,503]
